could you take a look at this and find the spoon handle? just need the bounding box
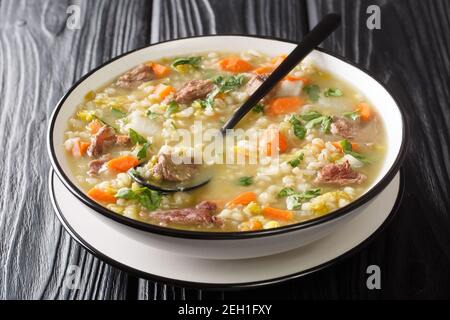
[221,13,341,132]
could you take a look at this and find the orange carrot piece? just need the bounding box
[332,141,359,152]
[107,155,139,172]
[356,102,371,121]
[271,54,287,66]
[253,65,275,75]
[154,84,176,100]
[262,207,294,221]
[227,192,257,207]
[218,57,253,73]
[72,139,90,157]
[88,120,102,134]
[88,188,116,203]
[151,63,171,78]
[266,96,304,116]
[248,220,263,231]
[284,75,310,84]
[264,129,288,156]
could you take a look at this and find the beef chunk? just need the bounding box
[115,134,131,146]
[245,74,276,102]
[315,161,366,186]
[330,117,355,139]
[173,79,214,104]
[145,201,219,226]
[115,64,154,89]
[87,126,116,157]
[152,154,197,182]
[87,154,112,176]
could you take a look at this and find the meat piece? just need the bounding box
[173,79,214,104]
[87,154,112,176]
[245,74,276,102]
[330,117,355,139]
[145,201,220,226]
[115,135,131,146]
[152,154,197,182]
[87,126,116,157]
[115,64,154,89]
[315,161,366,186]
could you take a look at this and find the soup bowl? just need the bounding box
[47,35,407,259]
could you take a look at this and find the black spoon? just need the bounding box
[129,14,341,193]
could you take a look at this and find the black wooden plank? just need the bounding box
[302,0,450,299]
[0,0,152,299]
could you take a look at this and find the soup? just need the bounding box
[63,50,386,232]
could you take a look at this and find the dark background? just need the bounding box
[0,0,449,299]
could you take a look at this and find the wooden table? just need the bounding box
[1,0,449,299]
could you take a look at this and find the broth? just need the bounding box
[64,50,386,232]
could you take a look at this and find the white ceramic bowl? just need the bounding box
[47,35,407,260]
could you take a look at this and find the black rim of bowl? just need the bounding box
[49,168,405,289]
[47,34,409,240]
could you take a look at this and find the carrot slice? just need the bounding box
[262,207,293,221]
[253,65,275,75]
[88,120,102,134]
[218,57,253,73]
[332,141,359,152]
[284,75,310,84]
[271,54,287,66]
[248,220,263,231]
[264,128,288,156]
[151,63,171,78]
[88,188,116,203]
[266,96,304,116]
[227,192,257,207]
[154,84,176,100]
[356,102,371,121]
[107,155,139,172]
[72,139,90,157]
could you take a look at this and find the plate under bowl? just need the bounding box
[47,35,407,258]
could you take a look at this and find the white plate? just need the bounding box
[49,169,403,288]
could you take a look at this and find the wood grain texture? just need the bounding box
[0,0,152,299]
[1,0,449,300]
[303,0,450,299]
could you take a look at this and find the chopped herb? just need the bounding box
[340,139,370,164]
[146,110,161,119]
[324,88,343,97]
[198,87,220,109]
[289,115,306,139]
[116,187,162,210]
[277,187,296,198]
[137,142,150,160]
[343,110,360,121]
[303,84,320,102]
[165,101,179,116]
[286,188,322,210]
[172,56,202,68]
[111,107,126,118]
[129,128,147,144]
[214,74,245,93]
[321,116,333,133]
[305,115,333,133]
[301,110,323,121]
[252,103,265,113]
[138,188,162,210]
[238,176,253,186]
[93,115,118,131]
[115,188,137,200]
[288,152,304,168]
